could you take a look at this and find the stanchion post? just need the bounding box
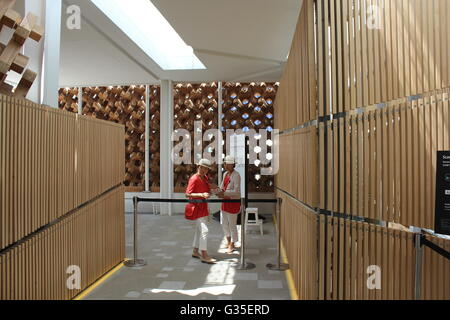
[124,197,147,267]
[266,197,289,271]
[236,198,256,270]
[414,233,423,300]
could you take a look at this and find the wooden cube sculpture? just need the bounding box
[0,0,44,98]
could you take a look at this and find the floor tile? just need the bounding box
[162,267,175,272]
[158,281,186,290]
[257,280,283,289]
[160,241,177,246]
[183,267,195,272]
[84,214,289,300]
[125,291,141,298]
[234,273,258,281]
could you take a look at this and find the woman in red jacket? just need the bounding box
[185,159,217,264]
[218,155,241,254]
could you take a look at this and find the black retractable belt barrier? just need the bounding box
[125,197,280,269]
[414,233,450,299]
[418,234,450,260]
[135,198,241,204]
[266,198,289,271]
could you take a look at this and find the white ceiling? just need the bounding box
[60,0,303,87]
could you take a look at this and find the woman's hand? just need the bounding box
[216,191,225,198]
[202,193,211,199]
[209,183,219,189]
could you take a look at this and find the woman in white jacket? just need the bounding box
[218,155,241,254]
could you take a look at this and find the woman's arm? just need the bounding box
[185,192,210,198]
[223,172,241,198]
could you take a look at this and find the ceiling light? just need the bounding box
[91,0,206,70]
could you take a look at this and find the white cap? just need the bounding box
[197,158,213,170]
[224,155,236,165]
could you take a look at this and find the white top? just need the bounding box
[220,170,241,199]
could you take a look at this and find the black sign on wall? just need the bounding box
[435,151,450,236]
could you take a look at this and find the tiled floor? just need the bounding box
[83,213,291,300]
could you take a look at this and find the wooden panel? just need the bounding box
[0,94,124,251]
[277,192,318,300]
[275,0,450,300]
[0,186,124,300]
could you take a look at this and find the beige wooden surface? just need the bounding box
[275,0,450,300]
[0,187,124,300]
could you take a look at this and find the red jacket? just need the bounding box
[185,174,210,220]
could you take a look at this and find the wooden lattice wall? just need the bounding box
[82,86,145,188]
[59,83,277,193]
[58,87,79,113]
[173,83,219,191]
[58,85,161,189]
[222,82,277,192]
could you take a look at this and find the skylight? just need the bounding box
[90,0,206,70]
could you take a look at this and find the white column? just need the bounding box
[144,84,150,192]
[41,0,61,108]
[160,80,173,215]
[77,86,82,114]
[218,81,223,186]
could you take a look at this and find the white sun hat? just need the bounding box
[197,158,213,170]
[224,155,236,165]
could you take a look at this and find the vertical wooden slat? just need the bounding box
[394,105,401,224]
[319,215,326,300]
[344,220,351,300]
[0,97,125,300]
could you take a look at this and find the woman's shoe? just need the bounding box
[192,252,202,259]
[227,247,236,254]
[201,257,217,264]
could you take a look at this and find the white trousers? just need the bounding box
[192,217,209,251]
[220,211,239,243]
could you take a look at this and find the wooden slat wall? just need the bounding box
[274,0,316,132]
[312,0,450,115]
[275,0,450,300]
[277,191,317,300]
[0,186,125,300]
[321,88,450,229]
[422,235,450,300]
[317,216,450,300]
[0,94,124,251]
[320,217,416,300]
[276,127,318,207]
[81,86,148,188]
